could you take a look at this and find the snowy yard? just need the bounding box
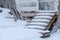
[0,18,60,40]
[0,8,60,40]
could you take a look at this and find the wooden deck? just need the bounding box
[21,13,36,17]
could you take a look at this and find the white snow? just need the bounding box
[26,25,45,29]
[0,7,12,18]
[28,22,48,26]
[36,10,57,13]
[36,13,55,16]
[32,19,50,22]
[0,7,60,40]
[25,29,50,34]
[34,16,52,19]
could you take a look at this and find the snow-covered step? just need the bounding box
[26,25,46,30]
[27,29,50,34]
[34,16,52,19]
[28,22,48,26]
[36,13,55,16]
[38,30,50,34]
[32,19,50,22]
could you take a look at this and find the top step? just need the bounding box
[34,16,52,20]
[36,13,55,16]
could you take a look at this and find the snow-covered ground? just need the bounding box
[0,7,60,40]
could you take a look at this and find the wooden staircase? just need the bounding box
[25,12,57,38]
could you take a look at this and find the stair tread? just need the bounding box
[27,29,50,33]
[34,16,52,19]
[37,13,55,16]
[28,22,48,26]
[26,25,46,29]
[39,30,50,33]
[32,19,50,22]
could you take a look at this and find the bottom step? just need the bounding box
[25,26,50,38]
[25,27,50,34]
[40,33,50,38]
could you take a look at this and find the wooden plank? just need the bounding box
[21,13,36,17]
[45,14,58,30]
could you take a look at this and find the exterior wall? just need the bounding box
[0,0,2,6]
[14,0,59,19]
[58,0,60,11]
[56,0,60,29]
[0,0,9,8]
[15,0,58,12]
[15,0,38,12]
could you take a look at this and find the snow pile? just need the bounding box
[28,22,48,26]
[0,7,27,27]
[0,7,12,18]
[0,7,60,40]
[0,26,60,40]
[26,25,45,29]
[36,12,55,16]
[34,16,52,19]
[0,18,27,27]
[32,19,50,22]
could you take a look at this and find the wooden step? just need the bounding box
[36,13,55,16]
[26,25,46,30]
[31,21,49,23]
[39,30,50,34]
[34,16,52,19]
[32,19,50,23]
[28,22,48,26]
[26,28,50,34]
